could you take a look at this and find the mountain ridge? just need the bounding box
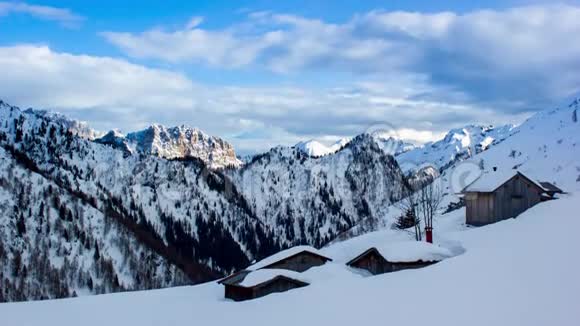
[96,124,242,169]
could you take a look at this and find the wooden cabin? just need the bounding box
[346,242,452,276]
[220,270,309,301]
[219,246,331,301]
[461,171,563,226]
[254,249,332,272]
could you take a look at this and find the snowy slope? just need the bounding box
[1,193,578,326]
[0,103,191,302]
[433,97,580,204]
[315,97,580,244]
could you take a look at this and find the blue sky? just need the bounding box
[1,1,579,154]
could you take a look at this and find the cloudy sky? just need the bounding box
[1,0,580,154]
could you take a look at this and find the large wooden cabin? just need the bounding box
[461,170,562,226]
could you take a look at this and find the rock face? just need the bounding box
[96,124,242,169]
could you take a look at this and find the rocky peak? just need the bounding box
[96,124,242,169]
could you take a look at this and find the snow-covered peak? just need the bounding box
[397,124,516,173]
[295,137,352,157]
[440,124,515,149]
[95,124,242,169]
[331,137,352,151]
[0,100,101,140]
[296,132,415,158]
[372,135,415,156]
[295,140,332,157]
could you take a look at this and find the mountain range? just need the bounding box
[0,100,406,302]
[0,95,578,303]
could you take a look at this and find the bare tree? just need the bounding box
[395,187,422,241]
[417,179,444,243]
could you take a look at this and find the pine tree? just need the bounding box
[87,275,94,291]
[16,214,26,237]
[93,242,100,261]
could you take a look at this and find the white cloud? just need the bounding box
[100,17,282,67]
[0,45,526,154]
[102,5,580,108]
[0,2,83,27]
[0,45,195,111]
[185,16,204,29]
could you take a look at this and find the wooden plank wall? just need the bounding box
[466,174,543,226]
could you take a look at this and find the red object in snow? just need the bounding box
[425,227,433,243]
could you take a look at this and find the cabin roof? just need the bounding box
[347,241,454,266]
[218,270,251,285]
[247,245,332,271]
[539,182,563,193]
[219,269,309,288]
[218,246,332,285]
[238,269,309,287]
[462,170,547,193]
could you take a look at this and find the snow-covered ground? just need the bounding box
[1,193,578,326]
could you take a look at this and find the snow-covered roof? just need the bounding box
[539,182,563,193]
[462,170,546,193]
[237,269,309,287]
[348,241,454,265]
[247,245,332,271]
[375,241,454,262]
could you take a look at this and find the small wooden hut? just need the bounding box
[219,246,331,301]
[461,170,563,226]
[346,242,452,275]
[234,246,332,273]
[220,270,309,301]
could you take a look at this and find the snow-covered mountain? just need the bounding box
[373,135,415,156]
[2,96,579,323]
[0,100,408,302]
[234,134,408,247]
[0,94,578,304]
[23,108,102,140]
[0,100,282,302]
[295,138,351,157]
[96,124,242,169]
[296,134,415,158]
[307,96,580,242]
[397,124,515,173]
[446,98,580,192]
